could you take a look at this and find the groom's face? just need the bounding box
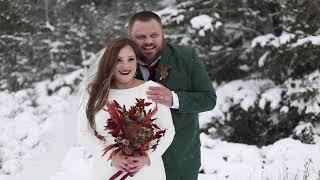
[129,19,164,64]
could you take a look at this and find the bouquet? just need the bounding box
[99,98,166,180]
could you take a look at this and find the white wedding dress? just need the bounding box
[78,80,175,180]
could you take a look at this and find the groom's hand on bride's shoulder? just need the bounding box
[146,84,173,107]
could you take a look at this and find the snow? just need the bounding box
[292,35,320,47]
[259,87,283,110]
[199,70,320,130]
[294,123,317,138]
[251,33,320,49]
[158,0,176,7]
[45,21,55,31]
[211,79,275,120]
[0,73,79,179]
[155,7,185,25]
[49,147,90,180]
[47,69,83,91]
[251,32,295,48]
[214,13,220,19]
[175,15,185,24]
[176,1,193,8]
[50,41,64,53]
[284,70,320,114]
[1,72,320,180]
[258,51,269,67]
[0,35,27,42]
[280,106,289,113]
[1,160,22,175]
[215,21,223,29]
[200,134,320,180]
[190,15,214,36]
[251,34,277,47]
[238,65,251,71]
[69,26,87,38]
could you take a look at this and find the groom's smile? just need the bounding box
[143,45,156,54]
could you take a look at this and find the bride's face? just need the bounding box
[113,45,137,84]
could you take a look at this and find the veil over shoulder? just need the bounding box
[48,48,107,180]
[73,48,107,110]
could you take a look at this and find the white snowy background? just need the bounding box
[1,65,320,180]
[1,3,320,180]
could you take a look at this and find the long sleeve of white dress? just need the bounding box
[142,81,175,165]
[77,92,111,159]
[147,102,175,165]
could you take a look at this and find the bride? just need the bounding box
[77,37,175,180]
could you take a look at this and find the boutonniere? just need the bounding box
[157,64,170,82]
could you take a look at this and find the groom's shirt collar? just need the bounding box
[138,56,161,81]
[137,56,161,67]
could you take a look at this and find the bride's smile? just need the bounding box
[119,70,132,75]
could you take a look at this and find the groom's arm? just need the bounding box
[174,48,216,114]
[146,48,216,113]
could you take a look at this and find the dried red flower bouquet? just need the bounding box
[100,98,166,180]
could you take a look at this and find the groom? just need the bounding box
[128,11,216,180]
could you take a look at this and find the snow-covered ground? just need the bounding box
[1,75,320,180]
[0,80,78,180]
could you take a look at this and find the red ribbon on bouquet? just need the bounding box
[109,170,130,180]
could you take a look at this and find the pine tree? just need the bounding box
[160,0,320,145]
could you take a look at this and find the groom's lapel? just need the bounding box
[155,45,173,84]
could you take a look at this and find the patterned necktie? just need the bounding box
[142,61,159,81]
[142,64,157,81]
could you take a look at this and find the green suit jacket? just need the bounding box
[137,43,216,179]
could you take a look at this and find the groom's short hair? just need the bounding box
[128,11,163,32]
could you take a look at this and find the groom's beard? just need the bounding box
[140,39,166,65]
